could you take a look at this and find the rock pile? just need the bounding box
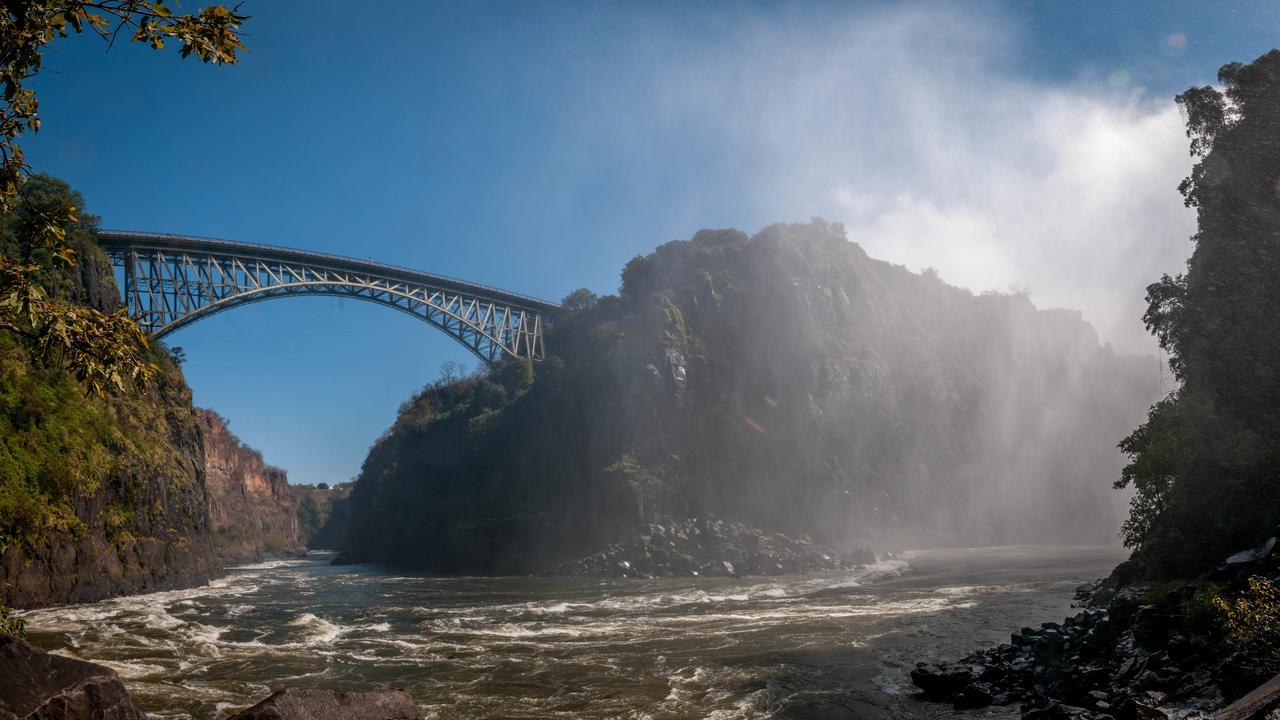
[912,535,1280,718]
[557,518,873,577]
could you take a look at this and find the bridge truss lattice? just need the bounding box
[98,230,557,366]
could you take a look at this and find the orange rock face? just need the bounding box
[195,409,305,564]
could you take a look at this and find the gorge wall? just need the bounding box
[0,178,303,608]
[0,182,217,608]
[196,409,305,563]
[345,220,1162,574]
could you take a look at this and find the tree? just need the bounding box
[1116,50,1280,577]
[561,288,599,313]
[0,1,248,394]
[438,360,465,385]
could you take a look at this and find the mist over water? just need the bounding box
[23,547,1124,719]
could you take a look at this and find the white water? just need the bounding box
[21,545,1125,719]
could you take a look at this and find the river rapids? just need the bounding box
[20,545,1125,719]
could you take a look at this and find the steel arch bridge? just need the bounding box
[97,230,559,366]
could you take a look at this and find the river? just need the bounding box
[21,545,1125,719]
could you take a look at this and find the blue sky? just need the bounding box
[23,1,1280,485]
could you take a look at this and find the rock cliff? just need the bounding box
[196,409,305,563]
[345,221,1161,574]
[0,180,217,608]
[0,177,302,608]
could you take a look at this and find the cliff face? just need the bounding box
[292,483,352,551]
[0,177,306,608]
[345,221,1161,573]
[196,409,304,563]
[0,181,217,608]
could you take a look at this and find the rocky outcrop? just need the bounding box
[0,365,218,609]
[912,537,1280,718]
[557,518,872,577]
[196,409,304,563]
[346,221,1160,574]
[0,632,145,719]
[229,689,421,720]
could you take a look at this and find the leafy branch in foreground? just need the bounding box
[0,1,248,392]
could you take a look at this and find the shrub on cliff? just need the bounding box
[1117,50,1280,578]
[0,602,24,638]
[1216,576,1280,677]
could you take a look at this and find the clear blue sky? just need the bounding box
[23,1,1280,485]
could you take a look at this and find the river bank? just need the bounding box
[911,535,1280,718]
[16,545,1123,719]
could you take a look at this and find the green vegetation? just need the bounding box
[0,1,245,394]
[0,602,24,638]
[1215,576,1280,677]
[0,176,198,559]
[293,482,353,550]
[1116,51,1280,577]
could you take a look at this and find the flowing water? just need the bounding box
[21,545,1125,719]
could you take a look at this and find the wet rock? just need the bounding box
[1213,672,1280,720]
[0,632,145,720]
[954,682,996,709]
[1213,537,1278,584]
[1114,698,1167,720]
[910,663,976,701]
[229,688,421,720]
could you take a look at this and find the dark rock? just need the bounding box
[1133,605,1169,648]
[1114,698,1167,720]
[229,688,421,720]
[1213,538,1278,583]
[329,555,358,566]
[910,663,976,701]
[953,683,995,709]
[0,632,145,719]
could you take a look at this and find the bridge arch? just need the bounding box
[98,230,559,366]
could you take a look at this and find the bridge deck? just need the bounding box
[96,230,561,313]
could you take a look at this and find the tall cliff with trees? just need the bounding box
[1117,49,1280,579]
[0,177,309,607]
[0,178,219,607]
[345,220,1160,573]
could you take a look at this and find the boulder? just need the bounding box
[229,688,421,720]
[910,663,976,701]
[1214,673,1280,720]
[1214,537,1278,583]
[0,632,145,720]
